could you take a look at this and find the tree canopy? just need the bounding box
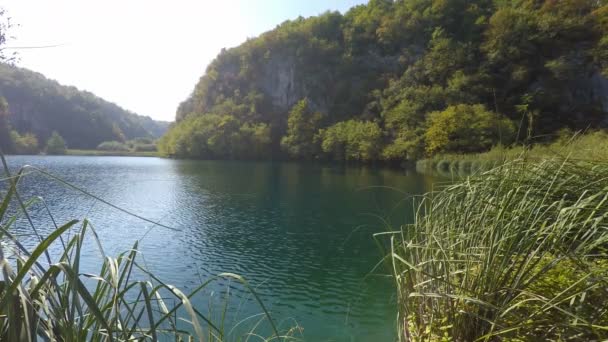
[45,131,67,155]
[161,0,608,162]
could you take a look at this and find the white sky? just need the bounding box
[0,1,366,122]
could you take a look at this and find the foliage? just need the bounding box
[417,130,608,175]
[0,63,169,149]
[158,114,271,159]
[96,139,158,153]
[66,149,158,157]
[163,0,608,162]
[123,137,158,152]
[11,130,39,154]
[317,119,382,161]
[133,143,157,152]
[0,7,16,63]
[45,131,67,155]
[97,140,129,152]
[280,99,324,159]
[0,96,12,153]
[378,158,608,341]
[424,104,515,154]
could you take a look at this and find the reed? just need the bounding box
[416,131,608,176]
[378,157,608,341]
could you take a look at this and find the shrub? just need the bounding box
[97,140,129,151]
[133,143,157,152]
[45,131,67,155]
[425,104,515,155]
[11,130,39,154]
[131,137,154,145]
[317,120,383,162]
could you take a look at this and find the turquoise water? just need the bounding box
[4,156,435,341]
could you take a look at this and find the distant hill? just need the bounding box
[0,63,169,149]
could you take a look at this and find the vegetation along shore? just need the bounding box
[0,0,607,340]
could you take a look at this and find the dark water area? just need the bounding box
[2,156,437,341]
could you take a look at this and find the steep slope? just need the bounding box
[0,63,169,149]
[162,0,608,161]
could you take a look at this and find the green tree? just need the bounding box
[425,104,515,155]
[97,141,129,151]
[593,4,608,76]
[160,0,607,162]
[280,99,324,159]
[46,131,67,155]
[317,120,382,161]
[10,130,39,154]
[0,97,13,153]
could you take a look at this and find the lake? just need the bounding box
[3,155,436,341]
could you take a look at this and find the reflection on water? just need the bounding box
[3,156,435,341]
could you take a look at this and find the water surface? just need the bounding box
[4,156,435,341]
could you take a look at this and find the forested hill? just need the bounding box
[161,0,608,162]
[0,63,169,149]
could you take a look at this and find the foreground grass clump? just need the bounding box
[416,131,608,176]
[0,156,295,341]
[379,158,608,341]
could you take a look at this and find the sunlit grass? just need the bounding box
[416,131,608,176]
[378,157,608,341]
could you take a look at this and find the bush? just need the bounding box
[45,131,67,155]
[97,141,129,151]
[133,143,157,152]
[10,130,39,154]
[425,104,515,155]
[381,158,608,340]
[131,137,154,145]
[316,120,383,162]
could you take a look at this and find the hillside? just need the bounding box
[160,0,608,162]
[0,63,169,149]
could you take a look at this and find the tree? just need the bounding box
[317,119,382,161]
[280,99,324,159]
[0,97,13,153]
[159,0,607,161]
[425,104,515,155]
[0,7,16,63]
[11,130,39,154]
[46,131,67,155]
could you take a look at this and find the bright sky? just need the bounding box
[0,0,366,122]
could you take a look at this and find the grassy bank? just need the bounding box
[66,149,160,157]
[416,131,608,176]
[379,158,608,340]
[0,156,295,341]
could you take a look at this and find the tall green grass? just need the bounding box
[0,155,298,341]
[416,131,608,176]
[378,158,608,341]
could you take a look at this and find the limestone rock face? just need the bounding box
[258,55,301,112]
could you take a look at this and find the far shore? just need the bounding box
[66,149,159,157]
[7,150,160,157]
